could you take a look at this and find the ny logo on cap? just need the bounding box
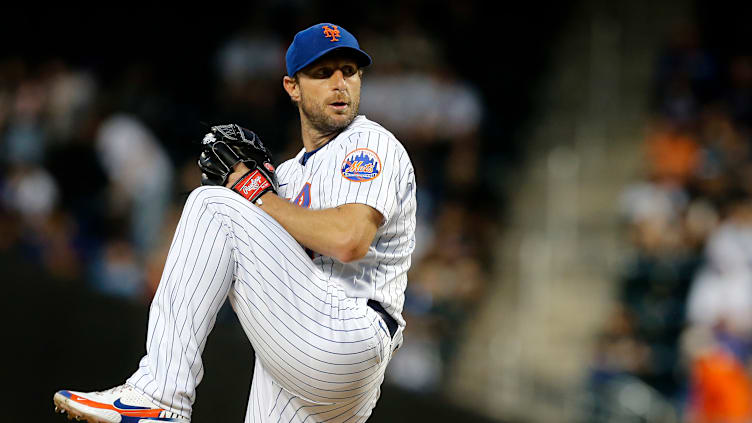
[322,25,340,42]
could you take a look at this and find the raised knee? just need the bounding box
[186,186,263,218]
[184,186,236,211]
[188,185,232,202]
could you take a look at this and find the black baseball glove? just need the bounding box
[198,124,278,204]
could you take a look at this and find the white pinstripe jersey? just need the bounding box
[275,115,416,329]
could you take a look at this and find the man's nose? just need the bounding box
[330,70,347,90]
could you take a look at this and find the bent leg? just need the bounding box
[126,187,387,419]
[244,339,391,423]
[220,189,387,404]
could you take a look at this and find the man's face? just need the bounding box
[295,55,362,134]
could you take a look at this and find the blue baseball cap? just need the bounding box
[285,23,372,77]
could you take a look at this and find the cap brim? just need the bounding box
[293,46,372,76]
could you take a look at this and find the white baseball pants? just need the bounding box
[126,186,395,422]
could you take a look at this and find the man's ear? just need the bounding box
[283,76,300,103]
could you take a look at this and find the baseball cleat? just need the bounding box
[53,384,189,423]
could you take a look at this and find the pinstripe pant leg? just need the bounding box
[244,331,391,423]
[220,190,392,421]
[125,187,389,421]
[126,186,241,417]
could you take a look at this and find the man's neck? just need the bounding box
[300,114,355,152]
[301,126,338,152]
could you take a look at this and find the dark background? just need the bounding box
[2,2,569,422]
[4,0,751,422]
[0,2,568,164]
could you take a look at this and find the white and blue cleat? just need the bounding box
[53,384,189,423]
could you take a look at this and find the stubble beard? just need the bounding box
[299,91,359,136]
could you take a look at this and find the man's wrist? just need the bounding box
[225,171,245,188]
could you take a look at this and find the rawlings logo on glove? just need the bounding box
[234,170,271,202]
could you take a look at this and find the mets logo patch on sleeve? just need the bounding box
[341,148,381,182]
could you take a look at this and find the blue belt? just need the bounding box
[367,300,397,338]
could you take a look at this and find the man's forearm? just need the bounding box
[256,193,379,263]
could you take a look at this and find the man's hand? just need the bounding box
[225,163,252,188]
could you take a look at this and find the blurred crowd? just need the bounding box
[589,23,752,422]
[0,19,499,395]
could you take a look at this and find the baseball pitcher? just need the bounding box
[53,22,416,423]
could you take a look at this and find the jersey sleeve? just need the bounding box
[333,130,404,227]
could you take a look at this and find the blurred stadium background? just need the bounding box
[5,0,752,421]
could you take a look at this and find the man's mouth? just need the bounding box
[329,101,349,111]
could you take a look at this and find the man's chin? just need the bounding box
[302,103,357,134]
[327,113,356,130]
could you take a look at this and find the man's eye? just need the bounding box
[315,69,332,78]
[342,66,356,76]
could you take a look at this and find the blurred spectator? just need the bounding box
[358,25,483,145]
[695,107,749,183]
[686,194,752,333]
[592,18,752,422]
[620,177,687,231]
[95,113,173,258]
[681,194,752,422]
[389,198,491,393]
[682,325,752,423]
[45,61,97,142]
[361,74,482,142]
[644,117,700,187]
[3,165,59,222]
[591,306,653,379]
[4,77,47,165]
[385,324,444,392]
